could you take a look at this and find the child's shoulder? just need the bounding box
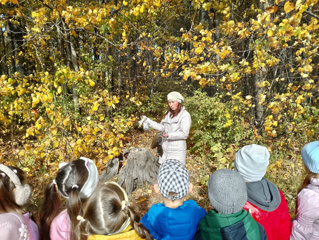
[0,212,30,239]
[182,199,202,208]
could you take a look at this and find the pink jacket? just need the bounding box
[290,178,319,240]
[0,212,39,240]
[50,209,71,240]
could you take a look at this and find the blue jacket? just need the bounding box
[141,200,206,240]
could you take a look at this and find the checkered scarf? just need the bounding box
[157,159,189,200]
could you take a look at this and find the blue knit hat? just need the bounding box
[301,141,319,174]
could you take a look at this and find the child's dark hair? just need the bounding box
[39,159,90,240]
[78,182,152,240]
[0,166,26,214]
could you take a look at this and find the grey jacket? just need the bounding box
[146,107,191,164]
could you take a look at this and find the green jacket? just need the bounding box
[197,209,267,240]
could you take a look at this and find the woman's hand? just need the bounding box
[138,116,147,128]
[162,133,168,138]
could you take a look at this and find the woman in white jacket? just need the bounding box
[141,92,191,165]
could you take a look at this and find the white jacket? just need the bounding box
[146,107,191,164]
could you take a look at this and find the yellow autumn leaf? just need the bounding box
[265,126,273,132]
[26,128,34,137]
[195,47,203,55]
[32,27,41,33]
[304,64,313,72]
[219,49,231,60]
[57,86,62,94]
[35,123,42,130]
[89,79,95,87]
[24,145,32,151]
[267,29,274,37]
[284,1,294,13]
[266,6,278,14]
[51,128,57,135]
[276,161,281,168]
[63,117,70,126]
[295,0,302,10]
[140,5,145,13]
[92,105,98,111]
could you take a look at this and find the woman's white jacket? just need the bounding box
[146,107,191,164]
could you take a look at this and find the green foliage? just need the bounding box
[185,91,254,169]
[139,93,166,117]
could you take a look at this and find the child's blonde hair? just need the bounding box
[78,182,152,240]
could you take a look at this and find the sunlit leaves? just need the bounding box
[0,0,18,4]
[284,1,295,13]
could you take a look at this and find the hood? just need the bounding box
[200,209,247,229]
[246,178,280,211]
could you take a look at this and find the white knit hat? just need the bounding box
[235,144,270,182]
[167,92,184,103]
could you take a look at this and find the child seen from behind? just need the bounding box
[78,181,152,240]
[141,159,206,240]
[0,164,39,240]
[196,169,267,240]
[39,157,99,240]
[290,141,319,239]
[235,144,291,240]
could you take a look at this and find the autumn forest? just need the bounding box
[1,0,319,215]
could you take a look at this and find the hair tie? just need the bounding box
[77,215,85,222]
[72,184,79,189]
[121,200,126,210]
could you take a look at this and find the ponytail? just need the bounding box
[68,187,84,240]
[39,181,61,240]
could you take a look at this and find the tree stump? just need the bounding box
[99,157,120,182]
[117,148,159,195]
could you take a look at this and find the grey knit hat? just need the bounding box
[301,141,319,173]
[235,144,270,182]
[157,159,190,200]
[208,169,247,214]
[167,92,184,103]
